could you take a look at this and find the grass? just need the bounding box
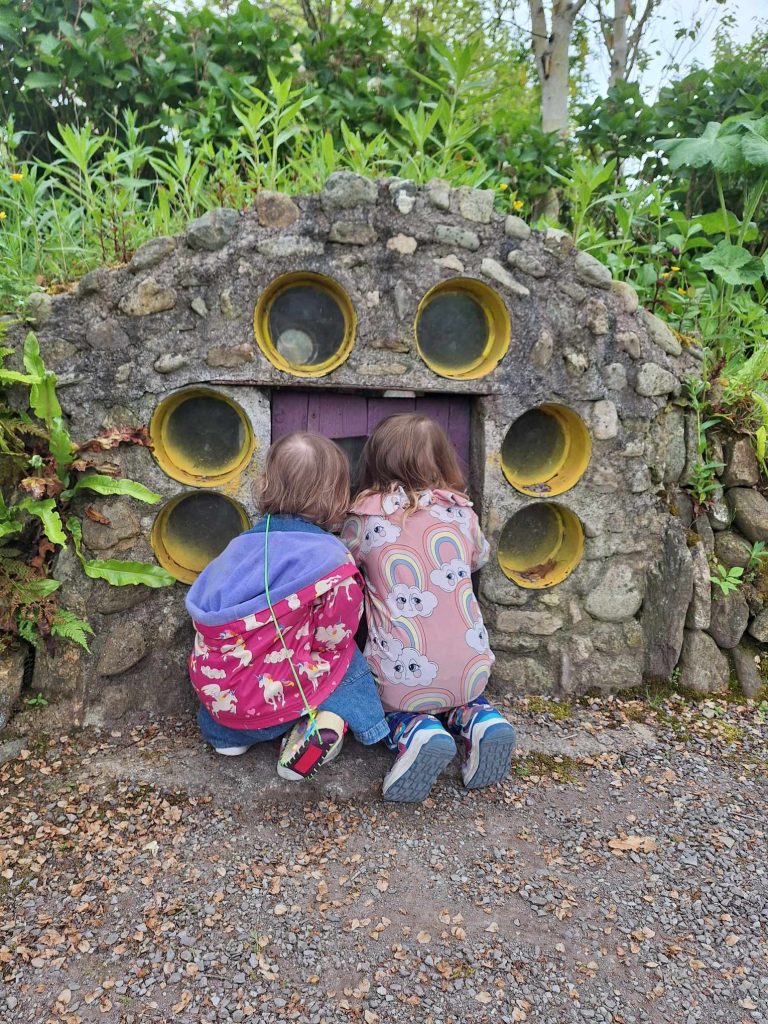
[515,752,583,783]
[526,696,573,720]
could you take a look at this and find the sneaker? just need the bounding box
[277,712,346,781]
[445,704,516,790]
[382,717,456,803]
[214,745,252,756]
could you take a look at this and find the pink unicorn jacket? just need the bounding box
[342,488,494,715]
[185,515,364,730]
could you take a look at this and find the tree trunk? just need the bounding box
[609,0,629,86]
[528,1,587,137]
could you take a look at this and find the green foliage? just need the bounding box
[0,335,174,652]
[24,692,48,708]
[710,563,744,598]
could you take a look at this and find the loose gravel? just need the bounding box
[1,691,766,1024]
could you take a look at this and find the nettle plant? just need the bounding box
[1,333,174,652]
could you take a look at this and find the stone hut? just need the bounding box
[12,174,711,726]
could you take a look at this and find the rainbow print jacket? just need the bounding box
[185,515,363,730]
[342,488,494,715]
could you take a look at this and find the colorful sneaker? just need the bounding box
[382,717,456,803]
[444,703,516,790]
[214,745,252,756]
[277,712,346,781]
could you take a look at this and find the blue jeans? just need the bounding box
[197,649,389,749]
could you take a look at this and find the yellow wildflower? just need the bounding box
[10,172,23,182]
[660,272,669,279]
[513,199,524,210]
[677,287,686,295]
[670,265,680,272]
[0,211,6,220]
[498,183,508,191]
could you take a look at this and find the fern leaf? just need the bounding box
[50,609,94,652]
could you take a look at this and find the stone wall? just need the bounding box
[7,174,703,726]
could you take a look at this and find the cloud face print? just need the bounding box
[367,625,404,663]
[430,558,471,593]
[361,516,401,554]
[429,504,473,538]
[465,617,490,654]
[380,648,438,687]
[386,583,438,619]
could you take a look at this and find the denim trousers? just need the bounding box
[197,648,389,749]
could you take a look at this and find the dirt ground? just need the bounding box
[1,691,767,1024]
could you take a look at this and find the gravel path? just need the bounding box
[1,692,767,1024]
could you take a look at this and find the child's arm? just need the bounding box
[340,515,364,565]
[470,510,491,572]
[311,572,365,655]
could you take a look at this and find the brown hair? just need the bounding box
[357,413,467,507]
[255,432,350,531]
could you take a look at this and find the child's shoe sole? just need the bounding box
[215,745,251,756]
[383,732,456,803]
[277,712,346,781]
[462,721,516,790]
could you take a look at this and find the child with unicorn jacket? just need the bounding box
[185,432,387,781]
[342,413,517,803]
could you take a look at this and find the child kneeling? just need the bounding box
[185,432,388,780]
[343,413,516,802]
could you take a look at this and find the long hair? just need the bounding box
[255,432,350,531]
[356,413,467,509]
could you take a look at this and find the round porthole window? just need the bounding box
[415,279,510,380]
[501,404,591,496]
[151,491,249,584]
[254,272,356,376]
[498,502,584,589]
[150,388,254,487]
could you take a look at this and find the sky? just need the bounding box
[586,0,764,96]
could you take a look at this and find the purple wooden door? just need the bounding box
[271,391,472,484]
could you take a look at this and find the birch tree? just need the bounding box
[596,0,660,86]
[527,1,589,135]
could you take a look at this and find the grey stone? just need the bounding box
[434,224,480,251]
[504,215,531,240]
[564,350,589,375]
[560,279,587,302]
[321,172,377,210]
[507,250,547,278]
[659,406,687,485]
[0,643,26,732]
[692,513,715,554]
[543,227,574,255]
[678,629,729,694]
[87,319,130,351]
[617,331,641,360]
[328,221,378,245]
[97,622,148,677]
[636,362,679,397]
[727,487,768,542]
[639,308,682,356]
[186,208,240,251]
[583,297,610,335]
[730,639,764,698]
[393,280,411,319]
[129,236,175,273]
[256,236,323,258]
[386,234,417,254]
[584,562,643,622]
[393,189,416,214]
[707,589,748,649]
[426,178,451,210]
[154,353,188,374]
[492,656,558,693]
[529,328,554,368]
[434,254,464,272]
[480,258,529,296]
[190,297,208,317]
[721,436,760,488]
[115,363,131,384]
[78,267,110,296]
[748,607,768,642]
[82,503,141,552]
[686,542,711,630]
[95,582,153,615]
[604,363,627,390]
[456,186,494,223]
[591,400,619,440]
[0,738,25,767]
[495,610,565,635]
[709,484,731,530]
[118,277,177,316]
[642,520,694,679]
[206,343,254,368]
[255,190,299,228]
[573,250,612,289]
[25,291,53,326]
[714,530,751,569]
[610,279,639,312]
